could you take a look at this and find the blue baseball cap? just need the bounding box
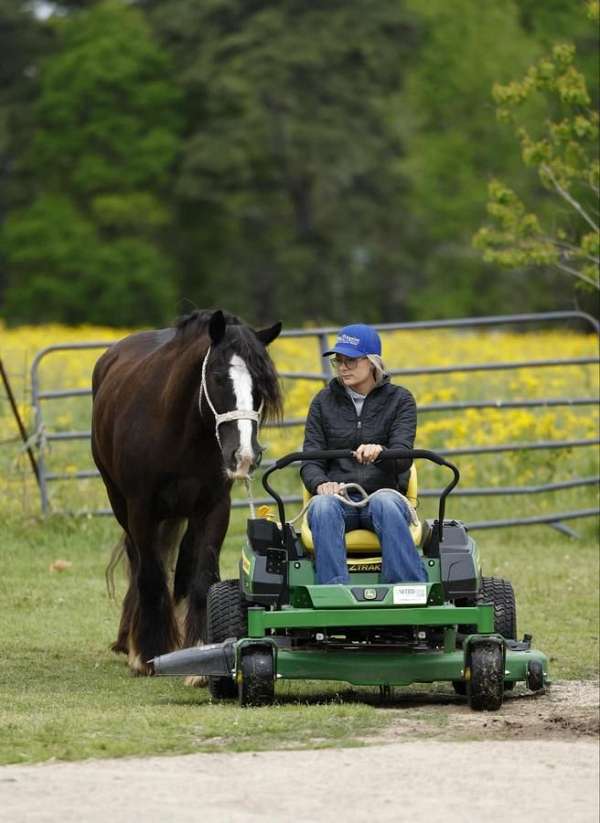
[323,324,382,358]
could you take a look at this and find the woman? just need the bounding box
[300,323,427,585]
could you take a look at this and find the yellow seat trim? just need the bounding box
[300,464,421,553]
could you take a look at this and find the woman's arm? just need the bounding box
[299,395,331,494]
[384,388,417,475]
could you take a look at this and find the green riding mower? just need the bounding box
[152,449,550,710]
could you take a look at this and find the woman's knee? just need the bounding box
[369,492,409,522]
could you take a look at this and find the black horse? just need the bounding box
[91,309,282,675]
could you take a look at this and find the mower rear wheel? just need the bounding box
[480,576,517,640]
[238,647,275,707]
[467,642,504,711]
[206,579,247,700]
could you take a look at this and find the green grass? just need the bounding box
[0,509,597,765]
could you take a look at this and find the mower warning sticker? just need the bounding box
[393,584,427,605]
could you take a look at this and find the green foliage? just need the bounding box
[1,194,175,324]
[0,0,598,325]
[32,1,180,195]
[474,13,599,292]
[146,0,419,323]
[398,0,548,319]
[0,0,51,283]
[1,0,181,325]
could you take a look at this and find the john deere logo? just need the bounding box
[364,588,377,600]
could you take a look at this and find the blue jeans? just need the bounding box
[307,490,428,585]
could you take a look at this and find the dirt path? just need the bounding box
[2,681,598,823]
[368,678,600,742]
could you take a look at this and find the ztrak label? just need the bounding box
[393,584,427,605]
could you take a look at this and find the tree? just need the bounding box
[397,0,555,319]
[474,3,599,294]
[0,2,52,296]
[1,0,182,325]
[140,0,420,325]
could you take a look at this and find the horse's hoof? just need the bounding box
[128,651,153,676]
[184,675,208,688]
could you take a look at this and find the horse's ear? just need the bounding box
[208,310,226,345]
[255,321,282,347]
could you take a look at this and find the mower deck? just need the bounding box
[244,639,549,689]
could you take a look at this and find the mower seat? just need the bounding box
[300,463,422,557]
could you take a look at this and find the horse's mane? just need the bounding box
[174,310,283,422]
[175,309,242,335]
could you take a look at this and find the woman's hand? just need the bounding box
[353,443,383,464]
[316,482,344,495]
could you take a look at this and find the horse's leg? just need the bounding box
[173,524,196,605]
[99,474,137,656]
[157,517,189,644]
[110,534,138,654]
[127,506,180,676]
[181,496,231,649]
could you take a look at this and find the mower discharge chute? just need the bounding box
[152,449,549,710]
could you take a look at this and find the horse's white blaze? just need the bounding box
[229,354,255,472]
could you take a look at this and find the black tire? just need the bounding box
[467,642,504,711]
[526,659,545,692]
[457,577,517,636]
[238,647,275,707]
[480,576,517,640]
[453,677,512,695]
[454,577,516,697]
[206,580,247,700]
[453,678,509,695]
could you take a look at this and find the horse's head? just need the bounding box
[201,310,283,480]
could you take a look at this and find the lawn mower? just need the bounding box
[152,449,550,710]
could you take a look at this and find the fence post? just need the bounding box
[30,350,50,514]
[0,357,41,489]
[317,331,333,383]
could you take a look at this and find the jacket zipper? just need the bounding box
[356,415,364,484]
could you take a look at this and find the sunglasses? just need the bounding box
[329,356,367,370]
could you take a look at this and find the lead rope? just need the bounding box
[287,484,419,527]
[244,476,256,519]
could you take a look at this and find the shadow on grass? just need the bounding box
[151,679,548,712]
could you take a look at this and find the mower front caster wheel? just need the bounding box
[467,642,504,711]
[454,678,514,697]
[526,659,545,692]
[238,648,275,707]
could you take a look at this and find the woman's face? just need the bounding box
[331,355,374,392]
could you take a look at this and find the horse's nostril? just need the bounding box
[233,449,253,471]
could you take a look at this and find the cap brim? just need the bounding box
[322,345,368,358]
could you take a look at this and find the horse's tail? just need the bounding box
[105,532,128,600]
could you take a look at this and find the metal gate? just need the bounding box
[30,310,600,532]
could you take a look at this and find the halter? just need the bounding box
[199,346,264,451]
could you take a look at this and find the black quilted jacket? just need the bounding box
[300,377,417,495]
